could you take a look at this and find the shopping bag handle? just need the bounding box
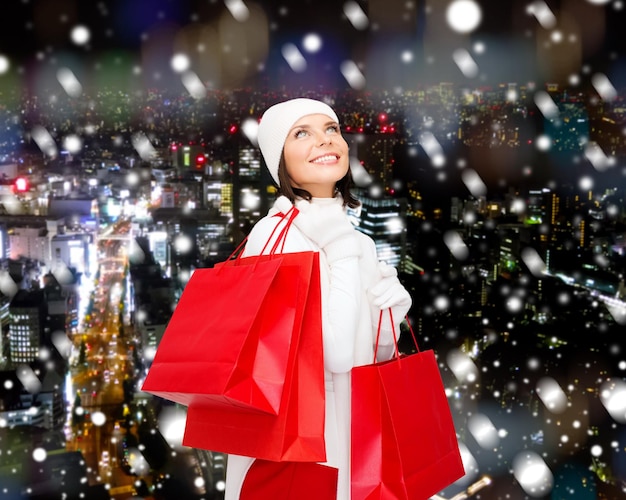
[223,206,298,264]
[374,309,420,362]
[263,206,299,255]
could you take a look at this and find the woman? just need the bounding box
[225,97,412,499]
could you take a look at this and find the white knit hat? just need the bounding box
[257,98,339,186]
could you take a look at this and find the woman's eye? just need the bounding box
[294,129,308,138]
[327,125,339,133]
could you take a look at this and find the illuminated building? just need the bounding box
[350,189,408,268]
[497,224,524,275]
[236,144,263,224]
[51,234,91,277]
[170,143,206,170]
[0,366,66,430]
[9,226,49,263]
[8,290,46,364]
[345,133,398,189]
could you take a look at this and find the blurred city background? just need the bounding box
[0,1,626,499]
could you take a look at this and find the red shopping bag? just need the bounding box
[240,460,338,500]
[142,209,308,415]
[351,311,465,500]
[182,248,325,462]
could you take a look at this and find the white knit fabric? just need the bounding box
[257,98,339,186]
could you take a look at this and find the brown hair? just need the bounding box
[276,155,360,209]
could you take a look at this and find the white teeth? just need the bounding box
[312,155,337,163]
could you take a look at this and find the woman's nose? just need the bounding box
[318,133,332,146]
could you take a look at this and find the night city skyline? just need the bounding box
[1,1,626,499]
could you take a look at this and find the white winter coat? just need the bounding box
[225,196,410,500]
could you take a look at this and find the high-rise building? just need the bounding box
[351,189,408,268]
[0,366,65,430]
[8,289,46,364]
[236,144,264,225]
[9,226,49,263]
[345,133,398,189]
[51,233,91,276]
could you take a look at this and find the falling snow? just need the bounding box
[0,0,624,498]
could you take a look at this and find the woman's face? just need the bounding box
[282,113,349,198]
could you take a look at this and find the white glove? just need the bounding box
[369,262,412,316]
[291,198,362,263]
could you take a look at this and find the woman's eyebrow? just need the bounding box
[287,123,311,135]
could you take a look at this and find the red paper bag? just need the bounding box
[240,460,338,500]
[182,251,326,462]
[351,311,465,499]
[142,210,308,415]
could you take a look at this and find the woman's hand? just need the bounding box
[369,263,412,317]
[292,199,362,262]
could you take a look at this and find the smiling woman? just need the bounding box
[256,98,359,208]
[222,97,413,499]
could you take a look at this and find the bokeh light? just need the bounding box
[446,0,482,34]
